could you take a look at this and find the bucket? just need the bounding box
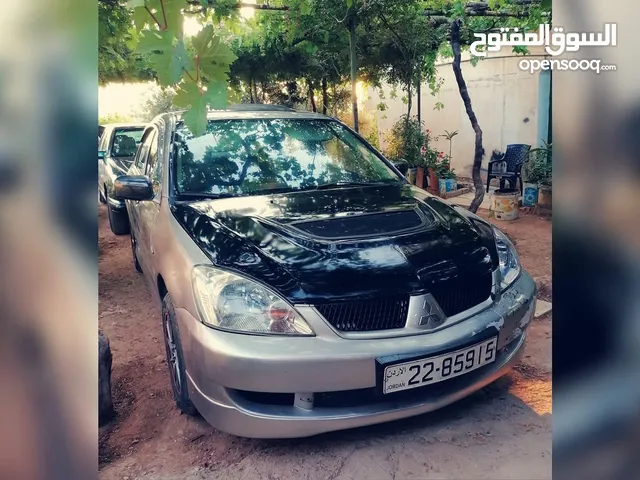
[523,182,538,207]
[538,185,552,208]
[407,167,417,185]
[492,188,519,221]
[438,178,457,194]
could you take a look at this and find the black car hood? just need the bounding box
[171,184,499,303]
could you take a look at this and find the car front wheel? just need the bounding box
[162,293,198,416]
[107,201,130,235]
[130,232,143,273]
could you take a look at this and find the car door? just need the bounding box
[134,127,161,278]
[127,127,155,269]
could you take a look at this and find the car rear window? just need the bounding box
[111,128,144,157]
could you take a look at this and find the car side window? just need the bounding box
[134,129,154,170]
[146,131,163,198]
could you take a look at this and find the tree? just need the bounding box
[138,87,183,121]
[99,0,155,84]
[421,0,550,213]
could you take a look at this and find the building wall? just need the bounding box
[366,47,550,178]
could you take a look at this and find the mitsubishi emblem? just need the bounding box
[419,298,445,329]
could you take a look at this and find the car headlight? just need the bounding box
[191,265,314,336]
[493,227,521,291]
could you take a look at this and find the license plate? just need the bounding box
[383,337,498,394]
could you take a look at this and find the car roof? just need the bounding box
[102,123,147,129]
[162,105,334,123]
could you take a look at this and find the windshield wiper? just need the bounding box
[312,181,399,190]
[175,192,241,201]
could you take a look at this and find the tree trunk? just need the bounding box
[253,81,259,104]
[322,77,328,115]
[307,78,317,112]
[261,81,266,102]
[99,331,115,426]
[332,82,338,116]
[417,76,422,124]
[451,19,484,213]
[406,79,412,120]
[348,15,359,132]
[249,78,255,104]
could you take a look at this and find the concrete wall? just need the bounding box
[366,47,550,178]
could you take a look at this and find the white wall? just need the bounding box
[367,47,550,178]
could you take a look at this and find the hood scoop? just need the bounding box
[284,208,432,241]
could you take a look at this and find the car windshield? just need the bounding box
[173,118,401,197]
[111,128,144,157]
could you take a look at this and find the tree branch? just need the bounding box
[185,1,289,11]
[451,18,484,213]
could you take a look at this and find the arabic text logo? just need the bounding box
[470,23,617,58]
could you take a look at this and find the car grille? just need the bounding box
[315,295,410,332]
[429,272,493,317]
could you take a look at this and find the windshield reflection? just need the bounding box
[173,119,400,197]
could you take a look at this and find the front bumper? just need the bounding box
[178,270,536,438]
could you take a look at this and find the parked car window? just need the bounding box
[144,130,158,175]
[146,131,162,198]
[173,119,399,197]
[111,128,144,157]
[99,127,111,152]
[134,129,154,170]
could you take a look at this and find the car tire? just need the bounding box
[99,186,107,204]
[162,293,198,416]
[107,202,130,235]
[130,232,143,273]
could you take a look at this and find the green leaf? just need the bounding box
[152,39,190,85]
[132,7,149,33]
[173,82,201,108]
[346,0,353,8]
[127,0,147,8]
[191,25,237,80]
[136,30,173,54]
[183,100,208,137]
[300,0,312,15]
[164,0,188,37]
[204,80,227,110]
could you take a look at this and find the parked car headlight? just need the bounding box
[493,227,521,291]
[191,265,314,336]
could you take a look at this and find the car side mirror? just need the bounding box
[393,160,409,176]
[114,175,154,201]
[98,150,106,160]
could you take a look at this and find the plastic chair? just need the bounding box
[486,144,531,194]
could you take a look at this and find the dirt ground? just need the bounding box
[98,204,551,480]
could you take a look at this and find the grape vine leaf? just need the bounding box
[164,0,188,37]
[126,0,147,8]
[136,30,173,54]
[132,6,149,33]
[204,80,227,110]
[183,100,208,137]
[173,82,200,108]
[191,24,237,80]
[154,39,191,85]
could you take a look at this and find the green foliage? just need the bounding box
[523,141,552,186]
[383,115,427,168]
[99,112,135,124]
[99,0,155,84]
[124,0,237,136]
[138,87,182,121]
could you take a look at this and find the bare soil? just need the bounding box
[98,205,551,480]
